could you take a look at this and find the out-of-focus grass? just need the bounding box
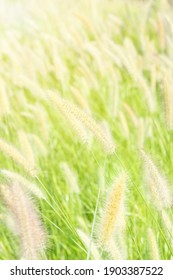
[0,0,173,260]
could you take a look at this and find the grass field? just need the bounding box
[0,0,173,260]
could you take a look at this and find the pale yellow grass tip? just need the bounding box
[147,228,160,260]
[98,173,126,247]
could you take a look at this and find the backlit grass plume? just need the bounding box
[98,173,126,248]
[141,150,172,210]
[47,91,116,154]
[0,169,45,199]
[47,91,89,143]
[106,238,122,260]
[147,228,160,260]
[0,182,46,259]
[0,138,37,177]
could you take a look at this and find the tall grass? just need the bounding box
[0,0,173,260]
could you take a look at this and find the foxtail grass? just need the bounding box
[47,91,116,154]
[141,150,172,210]
[0,138,37,177]
[98,173,126,247]
[147,228,160,260]
[0,183,46,259]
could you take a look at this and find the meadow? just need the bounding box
[0,0,173,260]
